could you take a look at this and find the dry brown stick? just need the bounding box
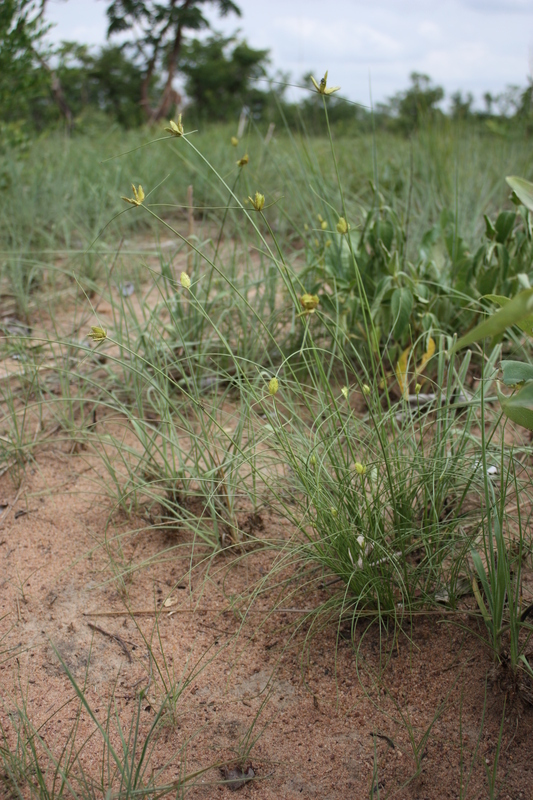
[87,622,133,662]
[84,606,486,621]
[83,607,315,618]
[84,610,183,617]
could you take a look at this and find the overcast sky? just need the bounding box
[45,0,533,108]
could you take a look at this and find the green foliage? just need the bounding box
[300,180,533,360]
[450,90,474,120]
[45,42,151,128]
[106,0,240,36]
[0,0,49,122]
[454,289,533,352]
[451,176,533,437]
[180,34,269,120]
[380,72,445,132]
[507,174,533,211]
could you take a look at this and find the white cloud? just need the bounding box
[459,0,532,12]
[417,21,441,41]
[278,16,403,62]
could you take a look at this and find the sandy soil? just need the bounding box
[1,445,533,800]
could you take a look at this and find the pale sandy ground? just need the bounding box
[1,447,533,800]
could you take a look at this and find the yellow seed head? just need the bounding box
[415,382,422,395]
[325,239,332,247]
[354,462,366,475]
[341,386,348,399]
[320,220,328,230]
[299,293,319,314]
[268,376,279,396]
[237,154,249,167]
[311,71,341,96]
[87,326,107,342]
[330,507,338,518]
[165,115,184,137]
[248,191,265,212]
[231,136,239,147]
[121,184,145,206]
[336,217,349,235]
[309,455,317,468]
[304,223,309,231]
[362,384,371,396]
[180,271,191,289]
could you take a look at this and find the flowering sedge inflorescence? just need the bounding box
[237,154,249,167]
[298,293,319,316]
[336,217,349,235]
[310,71,341,96]
[87,326,107,342]
[248,192,265,212]
[268,377,279,396]
[165,115,184,137]
[122,184,145,207]
[180,271,191,289]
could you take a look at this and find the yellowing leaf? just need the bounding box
[416,336,435,375]
[395,346,411,398]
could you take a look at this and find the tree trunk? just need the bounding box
[33,50,74,131]
[149,19,185,122]
[143,0,192,123]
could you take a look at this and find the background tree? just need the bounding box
[495,84,522,117]
[450,90,473,120]
[384,72,445,132]
[180,34,269,120]
[483,91,494,115]
[0,0,49,121]
[46,42,150,128]
[105,0,241,122]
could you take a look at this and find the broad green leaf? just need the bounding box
[452,289,533,353]
[391,287,413,339]
[478,267,500,298]
[498,381,533,432]
[501,360,533,386]
[484,214,496,240]
[376,219,394,252]
[495,211,516,244]
[506,176,533,212]
[483,294,533,335]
